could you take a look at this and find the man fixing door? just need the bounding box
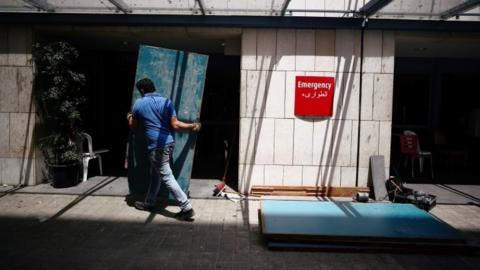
[127,78,201,221]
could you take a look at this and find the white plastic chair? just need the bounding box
[82,133,109,182]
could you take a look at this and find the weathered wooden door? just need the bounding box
[128,45,208,198]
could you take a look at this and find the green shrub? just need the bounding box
[33,41,86,165]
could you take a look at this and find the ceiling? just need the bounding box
[34,24,480,59]
[1,0,479,21]
[395,31,480,58]
[34,25,242,54]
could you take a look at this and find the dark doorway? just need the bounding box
[78,51,137,176]
[391,58,480,184]
[191,55,240,189]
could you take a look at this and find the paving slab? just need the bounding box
[1,177,233,199]
[0,184,479,269]
[5,176,129,196]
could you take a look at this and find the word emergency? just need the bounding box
[297,80,333,91]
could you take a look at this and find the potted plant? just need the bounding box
[32,41,86,188]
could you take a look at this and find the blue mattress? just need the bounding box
[261,200,463,242]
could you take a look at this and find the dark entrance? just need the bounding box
[76,44,240,186]
[191,55,240,187]
[78,51,136,176]
[391,57,480,184]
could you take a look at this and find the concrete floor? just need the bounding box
[1,177,479,269]
[404,184,480,205]
[0,177,226,199]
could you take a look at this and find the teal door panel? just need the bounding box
[128,45,208,198]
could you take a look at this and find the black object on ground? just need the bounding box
[386,177,437,211]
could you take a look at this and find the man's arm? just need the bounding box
[170,116,201,132]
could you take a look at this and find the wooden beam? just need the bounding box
[251,185,370,197]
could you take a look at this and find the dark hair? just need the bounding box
[135,78,156,93]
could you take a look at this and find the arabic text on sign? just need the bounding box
[301,91,329,99]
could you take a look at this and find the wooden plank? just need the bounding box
[324,187,370,197]
[370,155,388,201]
[251,185,369,197]
[128,45,208,197]
[264,232,465,244]
[267,241,476,254]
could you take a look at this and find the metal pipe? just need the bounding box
[355,18,367,187]
[377,11,480,17]
[440,0,480,20]
[286,9,357,14]
[22,0,54,12]
[195,0,206,15]
[107,0,132,14]
[358,0,393,17]
[376,12,443,17]
[280,0,291,16]
[455,13,480,16]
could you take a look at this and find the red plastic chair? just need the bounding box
[399,134,434,179]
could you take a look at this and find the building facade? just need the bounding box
[238,28,394,193]
[0,0,479,193]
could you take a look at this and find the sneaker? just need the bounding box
[134,201,154,212]
[175,209,195,221]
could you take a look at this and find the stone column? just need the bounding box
[0,25,41,186]
[358,30,395,186]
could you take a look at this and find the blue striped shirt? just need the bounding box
[132,93,176,150]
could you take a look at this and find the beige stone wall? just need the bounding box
[238,28,395,193]
[0,25,40,186]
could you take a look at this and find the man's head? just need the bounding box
[135,78,156,96]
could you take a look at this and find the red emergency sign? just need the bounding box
[294,76,335,116]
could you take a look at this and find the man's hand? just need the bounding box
[171,116,201,132]
[127,112,137,129]
[192,122,202,132]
